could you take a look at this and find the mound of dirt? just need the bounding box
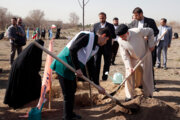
[111,96,178,120]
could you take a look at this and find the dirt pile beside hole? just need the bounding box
[113,96,178,120]
[75,93,104,107]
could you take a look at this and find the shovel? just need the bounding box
[103,52,148,99]
[19,99,46,119]
[34,41,133,114]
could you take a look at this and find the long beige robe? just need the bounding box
[118,28,154,99]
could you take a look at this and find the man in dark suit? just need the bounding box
[128,7,159,89]
[93,12,116,81]
[111,17,119,65]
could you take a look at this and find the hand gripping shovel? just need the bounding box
[104,30,168,99]
[103,51,149,99]
[34,41,133,114]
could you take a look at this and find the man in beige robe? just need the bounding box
[116,24,155,101]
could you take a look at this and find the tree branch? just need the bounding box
[85,0,90,6]
[77,0,83,8]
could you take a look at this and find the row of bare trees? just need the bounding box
[0,6,80,30]
[25,10,46,28]
[0,7,13,30]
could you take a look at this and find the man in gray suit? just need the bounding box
[7,17,25,65]
[156,18,172,70]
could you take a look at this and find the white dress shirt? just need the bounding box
[138,19,144,29]
[113,25,118,41]
[160,26,167,40]
[100,22,106,28]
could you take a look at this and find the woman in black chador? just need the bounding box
[4,39,44,109]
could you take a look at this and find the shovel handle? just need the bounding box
[34,41,133,113]
[122,29,168,84]
[34,41,110,96]
[118,50,149,89]
[155,30,168,45]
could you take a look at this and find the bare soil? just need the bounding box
[1,36,180,120]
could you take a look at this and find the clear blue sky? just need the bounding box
[1,0,180,24]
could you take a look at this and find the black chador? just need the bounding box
[4,39,44,109]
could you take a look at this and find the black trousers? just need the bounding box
[111,41,119,64]
[151,46,157,85]
[152,46,157,67]
[10,44,22,65]
[58,75,77,120]
[95,46,111,81]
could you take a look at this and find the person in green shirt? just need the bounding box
[51,28,110,120]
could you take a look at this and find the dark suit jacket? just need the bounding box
[128,17,159,36]
[93,22,116,48]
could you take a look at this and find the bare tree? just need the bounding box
[69,12,79,26]
[77,0,90,30]
[0,7,8,30]
[25,9,45,28]
[5,12,14,29]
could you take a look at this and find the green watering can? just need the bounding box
[105,72,123,84]
[28,102,45,120]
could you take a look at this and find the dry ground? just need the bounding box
[1,34,180,120]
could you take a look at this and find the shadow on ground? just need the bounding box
[156,80,180,85]
[0,100,63,120]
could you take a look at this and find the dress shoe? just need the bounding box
[72,112,82,119]
[156,65,161,68]
[138,85,143,89]
[163,66,167,70]
[111,62,116,65]
[148,95,152,98]
[102,75,108,81]
[62,113,82,120]
[154,87,158,92]
[125,98,132,102]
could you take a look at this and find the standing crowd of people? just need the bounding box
[4,7,174,120]
[32,26,61,40]
[50,7,173,120]
[6,18,62,65]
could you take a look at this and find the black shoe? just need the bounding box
[148,95,152,98]
[102,79,107,81]
[154,87,159,92]
[163,66,167,70]
[62,117,76,120]
[72,113,82,119]
[111,62,116,65]
[156,65,161,68]
[125,98,132,102]
[102,75,108,81]
[138,85,143,89]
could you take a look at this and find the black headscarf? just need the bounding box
[4,39,44,109]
